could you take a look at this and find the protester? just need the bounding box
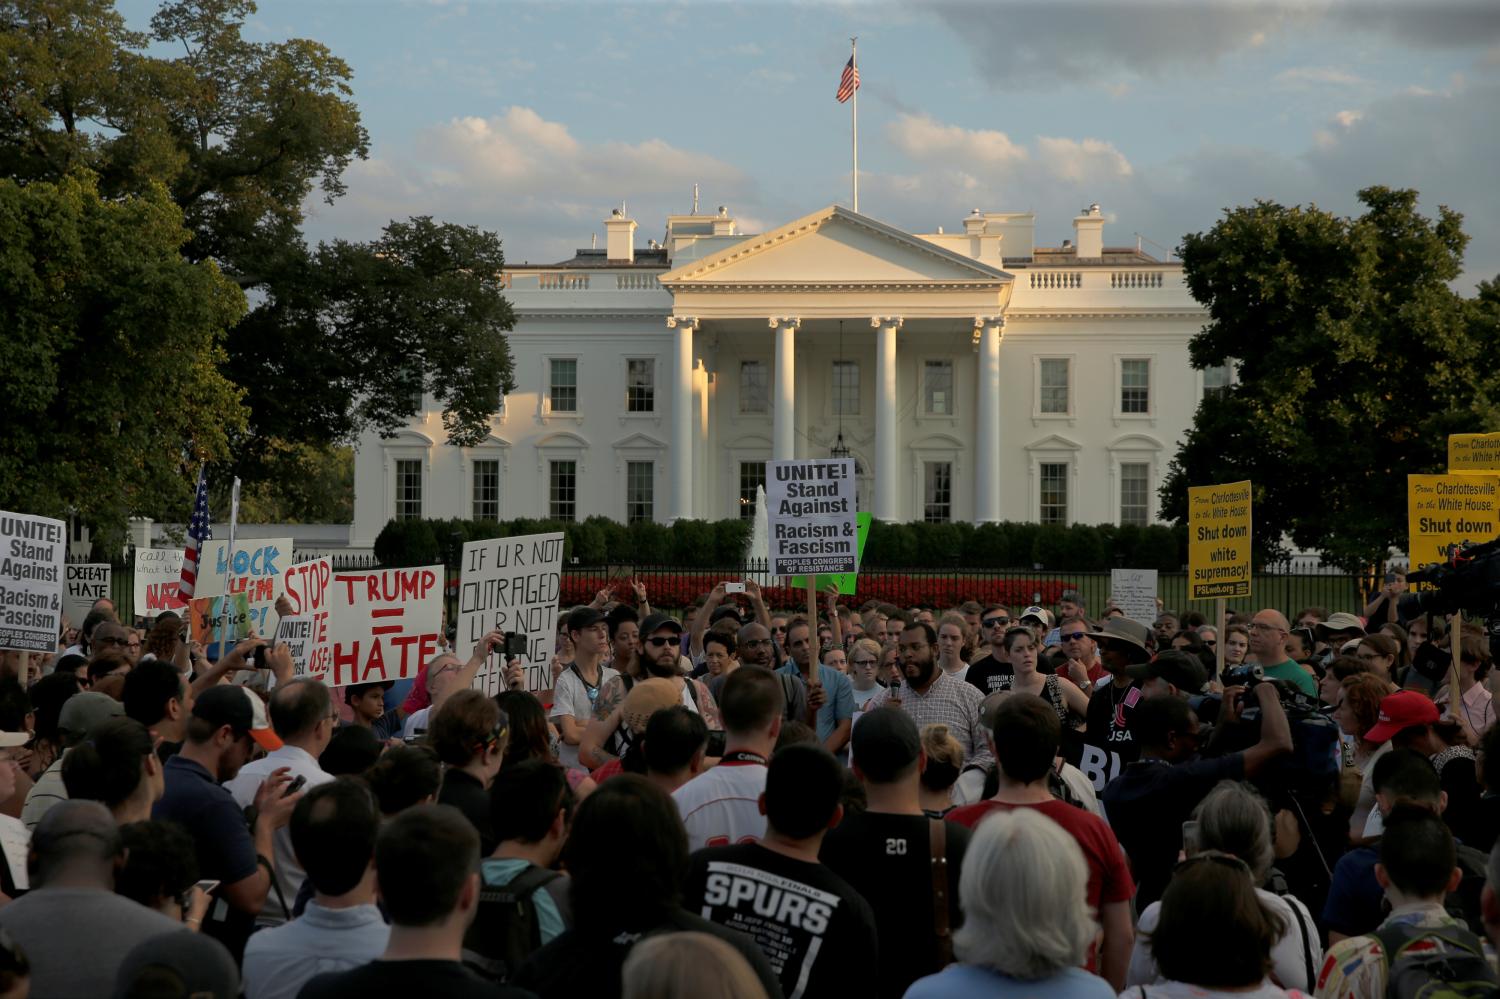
[398,651,462,740]
[113,931,240,999]
[620,931,768,999]
[1132,649,1210,702]
[115,820,211,928]
[703,630,738,692]
[1223,623,1251,667]
[847,638,884,711]
[240,780,389,999]
[22,690,123,829]
[590,677,679,782]
[641,705,709,794]
[431,690,508,854]
[996,626,1088,725]
[685,743,878,999]
[1435,632,1497,738]
[1335,672,1396,838]
[1371,689,1482,844]
[674,665,782,850]
[935,613,970,682]
[1353,632,1400,684]
[823,707,970,998]
[1245,610,1318,696]
[0,801,186,997]
[904,809,1114,999]
[122,657,193,756]
[551,607,620,769]
[319,724,382,777]
[342,680,404,741]
[363,745,442,817]
[1079,618,1151,793]
[60,715,162,824]
[918,723,964,817]
[778,618,854,755]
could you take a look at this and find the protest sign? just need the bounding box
[0,512,66,653]
[1110,568,1159,624]
[326,566,443,687]
[188,593,251,648]
[196,538,292,638]
[274,615,314,677]
[282,558,332,680]
[459,533,565,694]
[133,548,185,618]
[767,458,859,577]
[64,563,111,628]
[1407,474,1500,580]
[1187,481,1252,600]
[1449,433,1500,473]
[790,512,872,594]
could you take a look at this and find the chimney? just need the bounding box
[605,208,637,263]
[1073,203,1104,258]
[963,208,986,237]
[712,205,736,237]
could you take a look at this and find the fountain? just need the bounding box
[747,484,770,585]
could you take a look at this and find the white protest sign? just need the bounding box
[324,566,444,687]
[766,458,859,577]
[0,512,66,653]
[198,538,293,638]
[133,548,185,618]
[275,614,314,677]
[459,533,565,694]
[64,563,111,627]
[282,558,332,680]
[1110,568,1160,625]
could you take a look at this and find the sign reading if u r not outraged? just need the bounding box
[767,459,859,577]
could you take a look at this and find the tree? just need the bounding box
[1160,187,1500,571]
[0,174,247,543]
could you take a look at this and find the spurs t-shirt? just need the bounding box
[1078,677,1142,792]
[685,842,877,999]
[820,812,971,999]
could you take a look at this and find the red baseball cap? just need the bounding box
[1364,690,1439,743]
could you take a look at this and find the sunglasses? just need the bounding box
[645,636,677,648]
[982,617,1010,629]
[1060,631,1088,642]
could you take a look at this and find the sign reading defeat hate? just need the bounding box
[767,459,859,577]
[64,564,111,627]
[458,533,564,694]
[1187,481,1253,600]
[0,512,66,653]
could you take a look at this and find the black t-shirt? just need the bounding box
[1078,678,1142,793]
[684,842,877,999]
[819,811,970,999]
[963,654,1012,694]
[438,769,496,856]
[300,959,535,999]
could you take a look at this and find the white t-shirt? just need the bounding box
[1126,887,1321,993]
[1120,983,1301,999]
[673,760,768,852]
[549,664,619,769]
[401,707,432,741]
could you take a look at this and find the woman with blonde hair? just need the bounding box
[905,809,1112,998]
[936,613,973,682]
[848,638,884,712]
[918,723,965,818]
[622,931,767,999]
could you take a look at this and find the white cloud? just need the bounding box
[887,114,1132,184]
[1333,109,1364,128]
[887,113,1028,165]
[1036,137,1134,180]
[1273,66,1369,88]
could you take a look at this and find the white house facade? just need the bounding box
[350,202,1223,549]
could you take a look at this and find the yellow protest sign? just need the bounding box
[1449,433,1500,473]
[1188,480,1252,600]
[1407,474,1500,576]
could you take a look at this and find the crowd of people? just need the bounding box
[0,570,1496,998]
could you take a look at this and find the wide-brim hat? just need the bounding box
[1316,612,1367,639]
[1086,618,1152,664]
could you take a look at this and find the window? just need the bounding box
[832,361,860,416]
[739,461,766,521]
[472,460,500,521]
[1039,358,1070,415]
[1203,363,1232,400]
[740,362,769,414]
[1120,359,1151,414]
[549,460,577,522]
[549,359,577,413]
[626,461,654,523]
[923,360,954,415]
[1039,462,1068,525]
[1120,462,1150,527]
[923,462,953,523]
[395,460,422,521]
[626,358,655,412]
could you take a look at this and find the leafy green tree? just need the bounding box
[1160,187,1500,571]
[0,174,246,542]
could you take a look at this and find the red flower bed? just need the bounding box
[560,573,1075,612]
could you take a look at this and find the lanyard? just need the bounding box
[720,750,769,766]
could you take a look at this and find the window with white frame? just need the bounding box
[1202,363,1232,400]
[923,360,954,415]
[472,460,500,521]
[832,360,860,416]
[549,358,578,413]
[1039,462,1069,525]
[740,362,769,414]
[549,460,577,522]
[1039,358,1071,415]
[1120,358,1151,414]
[626,358,655,412]
[923,461,953,523]
[739,461,766,521]
[395,460,422,521]
[626,461,654,523]
[1120,462,1150,526]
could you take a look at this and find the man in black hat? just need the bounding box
[1131,649,1209,702]
[639,613,720,729]
[1077,617,1152,793]
[551,606,619,769]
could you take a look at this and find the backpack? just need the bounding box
[1372,921,1499,999]
[1448,844,1490,935]
[460,865,562,983]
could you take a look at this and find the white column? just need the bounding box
[666,316,697,521]
[974,316,1005,523]
[872,316,902,521]
[771,317,799,460]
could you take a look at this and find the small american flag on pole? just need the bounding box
[837,56,859,103]
[178,468,212,601]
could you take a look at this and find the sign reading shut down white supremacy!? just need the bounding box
[767,459,860,577]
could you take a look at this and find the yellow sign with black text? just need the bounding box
[1449,434,1500,473]
[1188,480,1252,600]
[1407,474,1500,575]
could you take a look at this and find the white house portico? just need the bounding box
[350,201,1214,547]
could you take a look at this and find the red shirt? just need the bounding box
[591,759,625,783]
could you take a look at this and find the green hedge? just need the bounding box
[375,516,1186,570]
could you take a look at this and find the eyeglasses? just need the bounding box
[94,635,127,647]
[742,638,772,649]
[1356,652,1388,662]
[645,636,677,648]
[1060,631,1089,642]
[850,658,877,667]
[1247,622,1285,634]
[981,617,1010,629]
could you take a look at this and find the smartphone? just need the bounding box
[1182,820,1201,857]
[724,582,746,594]
[503,632,528,657]
[282,774,308,798]
[194,879,221,895]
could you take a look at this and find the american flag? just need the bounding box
[837,56,859,103]
[178,468,212,600]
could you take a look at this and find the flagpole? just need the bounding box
[218,477,240,658]
[850,36,859,213]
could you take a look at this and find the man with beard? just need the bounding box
[964,604,1014,695]
[861,623,991,805]
[778,619,853,756]
[1077,618,1152,794]
[736,623,808,724]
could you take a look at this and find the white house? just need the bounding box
[350,202,1222,549]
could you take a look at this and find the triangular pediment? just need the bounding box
[659,205,1012,287]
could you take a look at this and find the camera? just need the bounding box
[1211,664,1340,787]
[1398,538,1500,636]
[501,632,528,657]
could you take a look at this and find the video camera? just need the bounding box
[1398,538,1500,636]
[1211,664,1340,788]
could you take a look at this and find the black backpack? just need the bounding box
[460,866,562,983]
[1372,921,1499,999]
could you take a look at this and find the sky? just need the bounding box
[119,0,1500,289]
